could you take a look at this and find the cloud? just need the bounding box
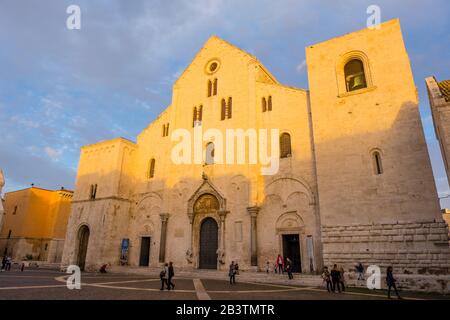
[296,60,307,73]
[0,0,449,200]
[45,147,62,160]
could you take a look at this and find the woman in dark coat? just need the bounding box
[386,266,401,299]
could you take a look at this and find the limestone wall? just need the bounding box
[322,220,450,274]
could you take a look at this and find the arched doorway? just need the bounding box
[77,225,90,271]
[199,218,218,269]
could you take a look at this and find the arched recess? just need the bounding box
[186,175,227,269]
[76,224,90,271]
[336,50,374,96]
[265,176,315,205]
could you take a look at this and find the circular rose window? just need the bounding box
[205,59,220,74]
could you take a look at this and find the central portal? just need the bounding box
[199,218,218,269]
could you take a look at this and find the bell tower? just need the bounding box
[306,19,448,272]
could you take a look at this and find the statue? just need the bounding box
[216,248,226,265]
[185,249,193,264]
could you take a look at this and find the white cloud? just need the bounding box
[45,147,61,160]
[296,59,307,73]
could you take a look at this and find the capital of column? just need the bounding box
[218,210,229,222]
[187,212,194,224]
[160,213,170,222]
[247,206,260,218]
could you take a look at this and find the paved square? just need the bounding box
[0,267,448,300]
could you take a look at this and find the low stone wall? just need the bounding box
[345,271,450,294]
[321,219,450,275]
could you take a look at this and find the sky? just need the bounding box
[0,0,449,207]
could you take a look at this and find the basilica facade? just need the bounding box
[61,19,450,274]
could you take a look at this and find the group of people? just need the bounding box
[321,264,346,293]
[263,254,294,280]
[1,255,12,271]
[322,263,402,299]
[160,262,175,290]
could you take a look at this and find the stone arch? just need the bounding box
[276,212,305,234]
[76,224,90,271]
[265,176,315,205]
[336,50,374,96]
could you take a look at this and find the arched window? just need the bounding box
[344,59,367,92]
[198,105,203,121]
[207,80,212,97]
[268,96,272,111]
[213,79,218,96]
[372,151,383,175]
[221,99,226,120]
[162,123,169,137]
[193,107,198,127]
[89,184,97,200]
[280,133,292,158]
[149,158,156,178]
[227,97,232,119]
[205,142,215,165]
[262,97,267,112]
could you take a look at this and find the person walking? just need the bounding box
[229,261,236,285]
[386,266,401,299]
[1,255,6,272]
[276,254,284,274]
[5,256,11,271]
[322,267,332,293]
[20,263,25,272]
[168,262,175,290]
[330,264,341,293]
[286,258,293,280]
[356,263,364,281]
[339,266,346,292]
[160,263,169,290]
[265,261,270,274]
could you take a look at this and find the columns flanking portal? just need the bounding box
[159,213,170,263]
[247,206,260,266]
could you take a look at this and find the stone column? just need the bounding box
[218,210,229,261]
[159,213,170,263]
[247,206,260,266]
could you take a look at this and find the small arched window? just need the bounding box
[221,99,226,120]
[268,96,272,111]
[372,151,383,175]
[280,133,292,158]
[227,97,232,119]
[262,97,267,112]
[198,105,203,121]
[213,79,218,96]
[207,80,212,97]
[149,158,156,178]
[344,59,367,92]
[205,142,215,165]
[193,107,198,127]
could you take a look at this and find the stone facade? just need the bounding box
[0,187,73,262]
[61,19,450,277]
[426,76,450,185]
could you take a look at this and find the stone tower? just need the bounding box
[306,19,449,273]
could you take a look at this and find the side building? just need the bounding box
[0,187,73,263]
[425,77,450,185]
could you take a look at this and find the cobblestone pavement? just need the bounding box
[0,267,448,300]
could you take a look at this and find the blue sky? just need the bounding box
[0,0,449,207]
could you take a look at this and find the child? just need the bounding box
[265,261,270,273]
